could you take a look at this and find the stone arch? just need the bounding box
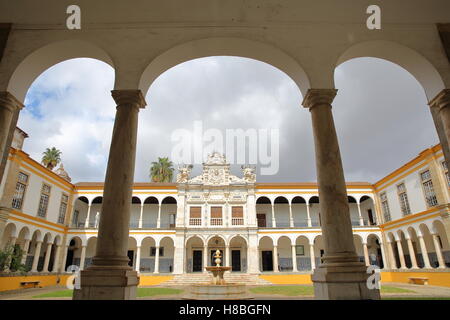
[366,234,384,268]
[5,39,114,102]
[274,196,290,228]
[158,236,175,273]
[139,37,311,100]
[335,40,446,100]
[1,222,17,248]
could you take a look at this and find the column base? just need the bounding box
[312,263,380,300]
[73,268,139,300]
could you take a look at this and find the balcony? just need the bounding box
[189,218,202,226]
[231,218,244,226]
[210,218,223,226]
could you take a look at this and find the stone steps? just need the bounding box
[160,273,272,286]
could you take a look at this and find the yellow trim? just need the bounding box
[11,209,67,231]
[258,228,380,234]
[66,231,176,235]
[9,216,66,234]
[256,184,373,190]
[0,275,71,292]
[379,208,439,229]
[255,191,373,195]
[382,213,441,231]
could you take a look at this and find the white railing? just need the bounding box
[231,218,244,226]
[210,218,223,226]
[189,218,202,226]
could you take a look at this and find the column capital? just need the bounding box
[429,89,450,110]
[111,90,147,109]
[0,91,24,112]
[301,89,338,110]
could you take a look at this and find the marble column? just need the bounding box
[61,246,68,273]
[79,245,86,271]
[74,90,145,300]
[273,245,279,272]
[387,241,397,269]
[21,239,30,265]
[271,203,276,228]
[406,238,418,269]
[52,245,62,273]
[291,244,298,272]
[42,242,53,272]
[396,240,407,269]
[418,235,432,268]
[31,241,42,272]
[432,233,446,269]
[0,92,24,190]
[156,204,161,229]
[135,246,141,272]
[379,242,387,269]
[306,203,312,227]
[357,202,364,226]
[225,245,230,267]
[154,246,160,274]
[289,203,294,228]
[302,89,379,299]
[363,242,370,267]
[310,244,316,271]
[84,205,92,228]
[138,204,144,229]
[203,244,208,271]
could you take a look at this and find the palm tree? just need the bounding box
[150,157,174,182]
[41,147,62,170]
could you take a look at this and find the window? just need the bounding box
[380,192,391,222]
[11,172,28,209]
[295,245,305,256]
[189,206,202,226]
[442,161,450,187]
[37,183,51,218]
[420,170,438,207]
[58,194,69,224]
[150,247,164,257]
[210,207,223,226]
[231,206,244,225]
[396,183,411,216]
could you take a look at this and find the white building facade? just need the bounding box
[0,129,448,277]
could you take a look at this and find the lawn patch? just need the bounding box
[249,285,314,296]
[137,287,183,297]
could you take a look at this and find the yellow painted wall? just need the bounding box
[381,272,450,288]
[259,272,450,288]
[259,274,312,285]
[139,275,174,286]
[0,274,71,292]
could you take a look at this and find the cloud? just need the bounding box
[18,56,439,184]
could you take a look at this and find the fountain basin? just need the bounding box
[183,283,253,300]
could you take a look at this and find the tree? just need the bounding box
[0,245,28,274]
[150,157,174,183]
[41,147,62,170]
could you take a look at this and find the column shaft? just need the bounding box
[379,242,387,269]
[388,242,397,269]
[21,239,30,265]
[396,240,407,269]
[273,246,279,272]
[79,246,87,271]
[289,204,294,228]
[271,204,276,228]
[310,244,316,271]
[52,245,62,272]
[418,236,432,268]
[154,246,160,274]
[157,204,161,228]
[225,245,230,267]
[357,202,364,226]
[406,238,418,269]
[31,241,42,272]
[363,243,370,267]
[429,89,450,170]
[432,234,446,269]
[306,203,312,227]
[84,205,91,228]
[138,205,144,229]
[291,245,298,272]
[135,246,141,272]
[203,245,208,271]
[43,243,53,272]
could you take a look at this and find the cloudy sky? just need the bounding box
[19,56,438,184]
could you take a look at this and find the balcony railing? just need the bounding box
[231,218,244,226]
[189,218,202,226]
[210,218,223,226]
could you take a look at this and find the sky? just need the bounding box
[18,56,439,184]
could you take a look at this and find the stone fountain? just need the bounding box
[183,249,252,300]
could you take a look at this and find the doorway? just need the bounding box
[193,250,202,272]
[127,250,134,267]
[231,250,241,272]
[261,251,273,271]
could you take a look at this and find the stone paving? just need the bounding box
[1,282,450,300]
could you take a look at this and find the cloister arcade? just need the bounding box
[255,194,376,228]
